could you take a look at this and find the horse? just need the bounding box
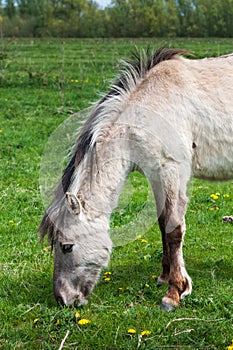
[38,48,233,311]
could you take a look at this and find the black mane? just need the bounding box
[60,48,186,194]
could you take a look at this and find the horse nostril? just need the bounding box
[56,296,65,306]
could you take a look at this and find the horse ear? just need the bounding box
[66,192,81,216]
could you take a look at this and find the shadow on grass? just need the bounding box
[2,245,232,312]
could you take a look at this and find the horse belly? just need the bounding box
[192,151,233,181]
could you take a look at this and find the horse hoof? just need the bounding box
[157,277,168,286]
[160,302,175,312]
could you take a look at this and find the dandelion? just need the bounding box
[223,194,230,198]
[227,340,233,350]
[127,328,136,334]
[151,275,156,280]
[104,271,111,281]
[0,129,3,132]
[137,234,142,240]
[8,220,14,223]
[144,284,149,288]
[75,79,79,83]
[209,205,219,210]
[118,287,124,291]
[75,312,81,318]
[43,247,48,252]
[33,318,39,324]
[140,330,151,336]
[210,194,219,200]
[78,319,91,325]
[141,239,148,243]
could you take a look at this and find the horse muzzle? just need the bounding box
[54,279,88,306]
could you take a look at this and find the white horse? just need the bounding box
[39,48,233,311]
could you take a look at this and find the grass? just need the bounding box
[0,38,233,349]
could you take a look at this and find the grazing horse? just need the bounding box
[39,48,233,311]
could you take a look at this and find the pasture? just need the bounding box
[0,38,233,349]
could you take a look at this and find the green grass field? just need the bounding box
[0,38,233,349]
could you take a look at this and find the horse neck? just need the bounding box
[71,138,133,219]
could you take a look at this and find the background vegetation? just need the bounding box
[1,0,233,38]
[0,38,233,349]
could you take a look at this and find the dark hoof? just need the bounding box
[157,277,168,286]
[160,302,175,312]
[157,280,164,287]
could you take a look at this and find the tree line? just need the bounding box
[1,0,233,37]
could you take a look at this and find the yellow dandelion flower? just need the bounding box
[75,79,79,83]
[104,271,112,275]
[127,328,136,334]
[78,319,91,325]
[145,284,149,288]
[215,192,220,196]
[104,277,111,282]
[210,194,218,200]
[141,239,148,243]
[151,275,156,280]
[210,205,219,210]
[137,235,142,240]
[8,220,14,223]
[223,194,230,198]
[43,247,48,252]
[140,330,151,336]
[75,312,81,318]
[33,318,39,324]
[118,287,124,291]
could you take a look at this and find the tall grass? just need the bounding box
[0,38,233,349]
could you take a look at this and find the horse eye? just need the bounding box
[60,243,74,254]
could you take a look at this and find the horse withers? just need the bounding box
[39,48,233,311]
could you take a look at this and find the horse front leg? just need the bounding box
[157,212,170,285]
[161,211,192,312]
[152,166,192,311]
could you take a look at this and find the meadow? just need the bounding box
[0,38,233,349]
